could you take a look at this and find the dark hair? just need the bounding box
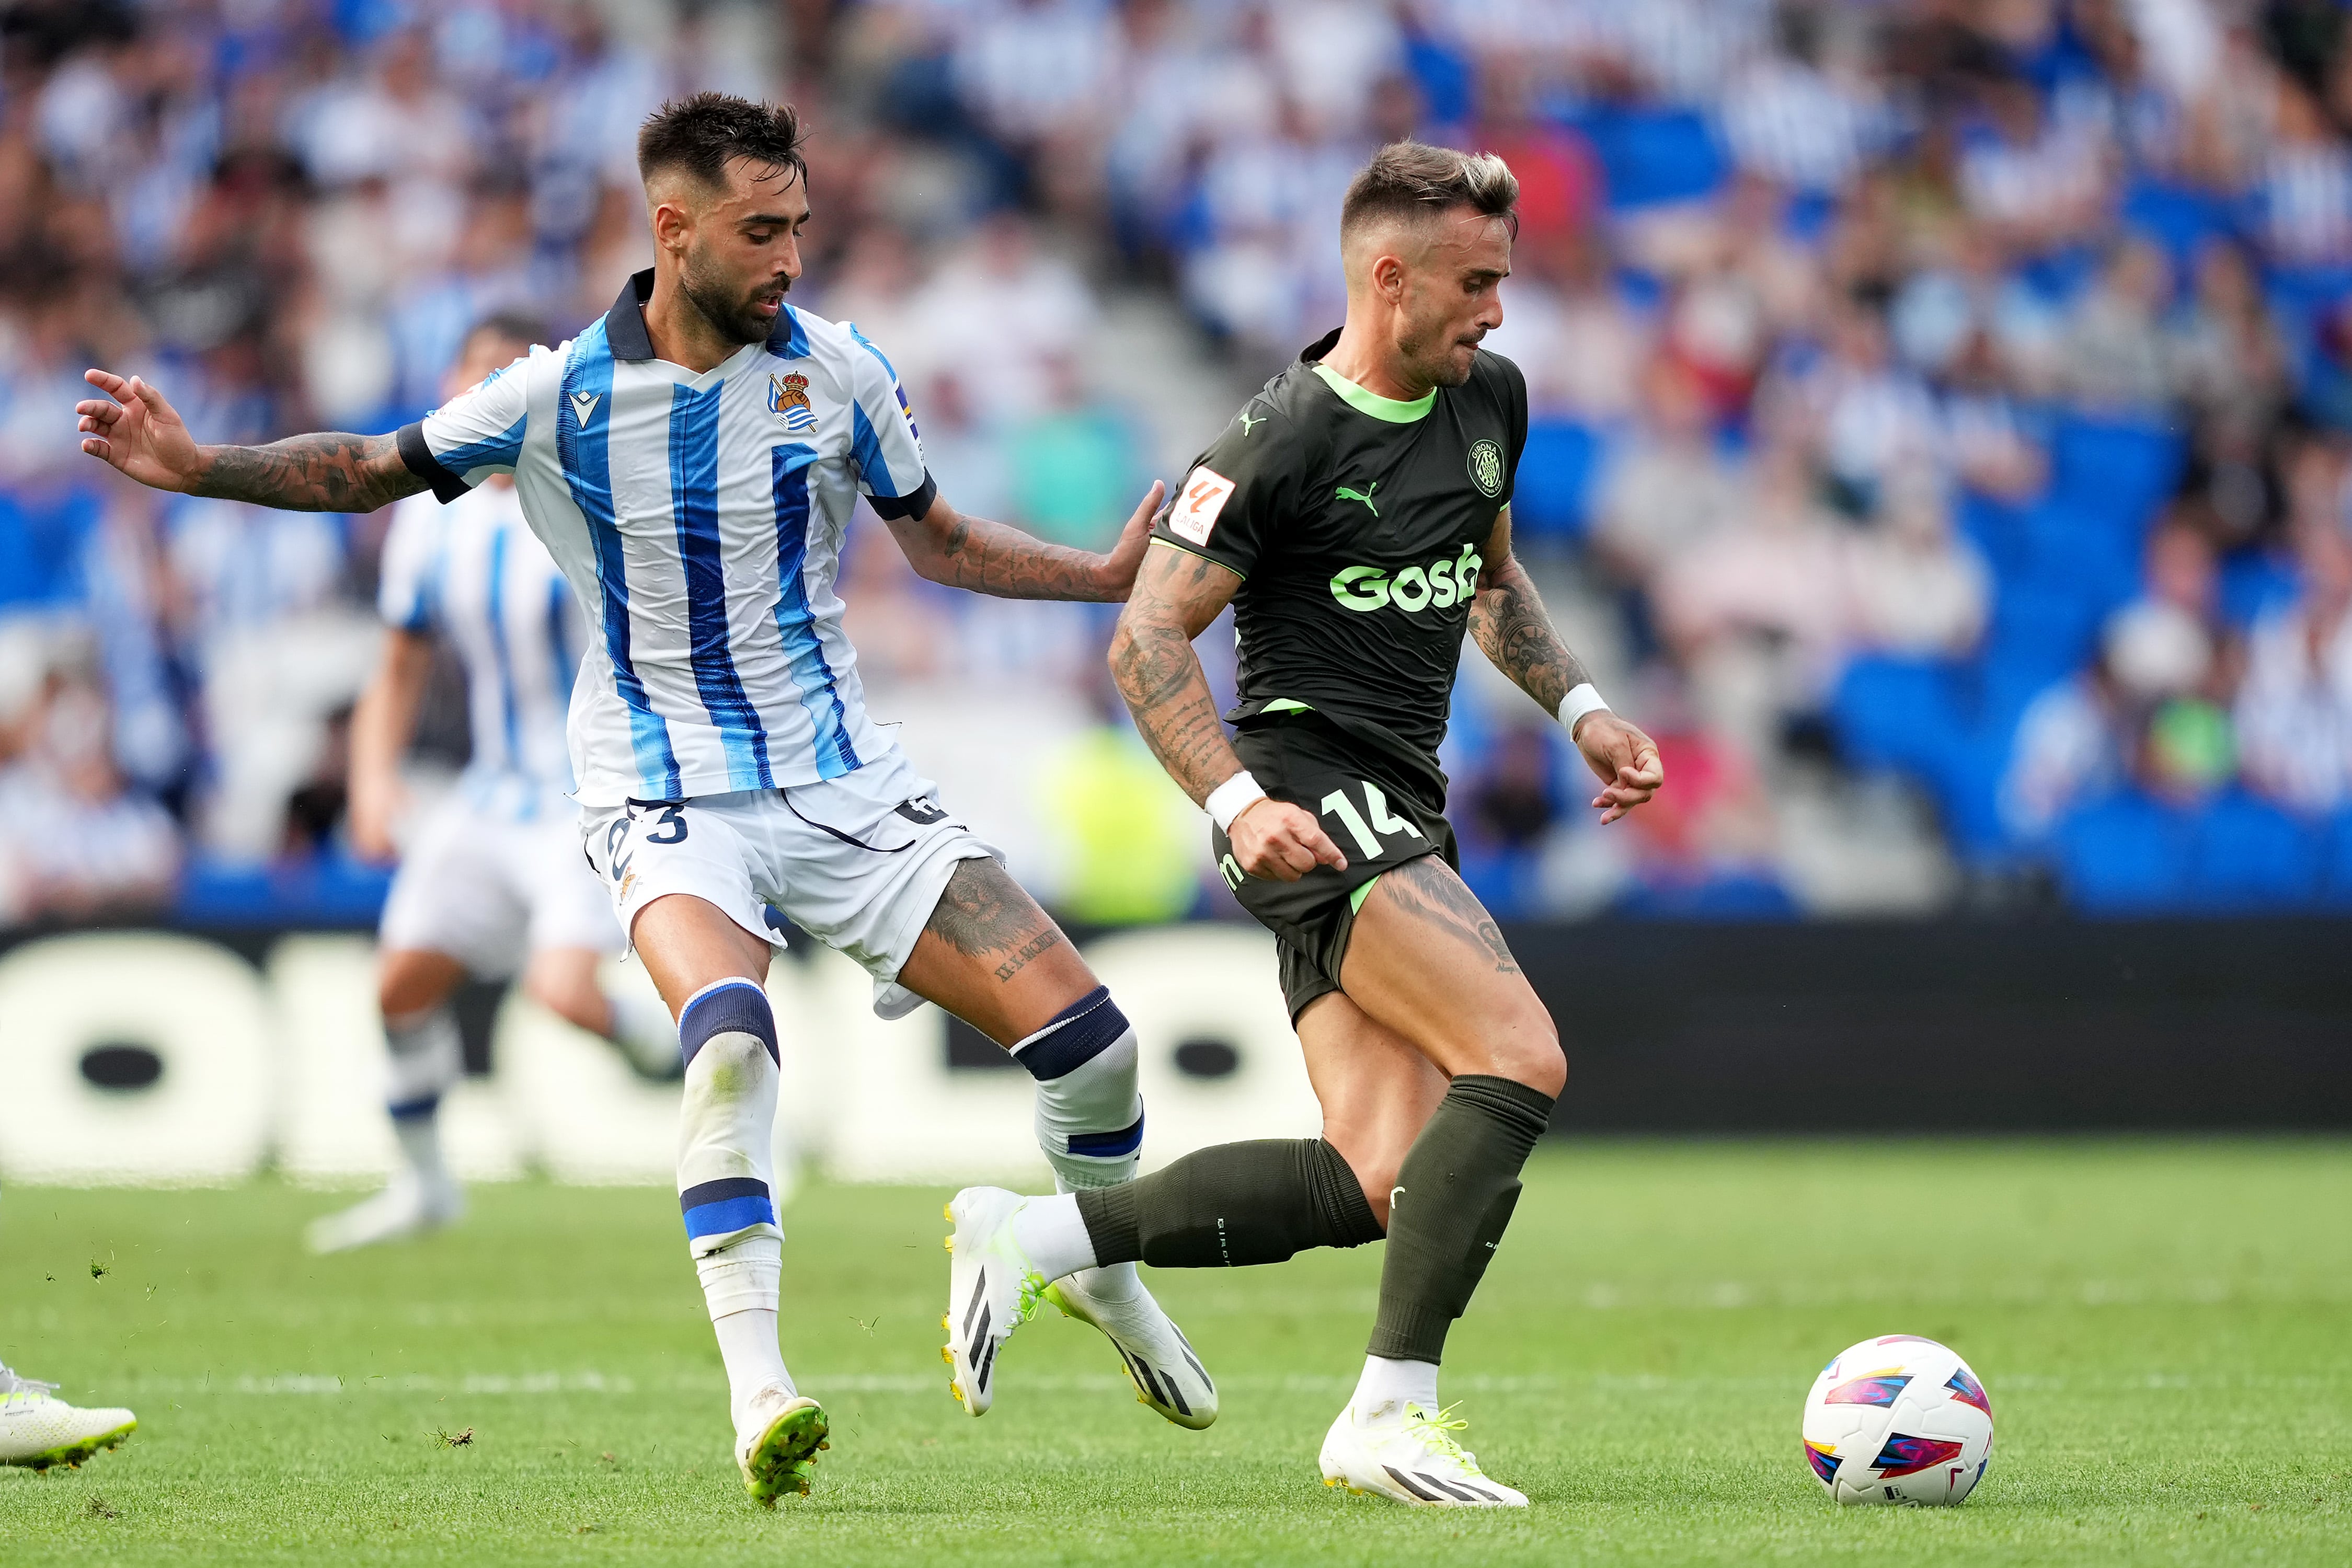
[1341,141,1519,240]
[637,92,808,193]
[466,310,551,351]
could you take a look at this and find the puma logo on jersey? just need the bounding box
[569,390,602,426]
[1236,407,1265,435]
[1335,481,1379,516]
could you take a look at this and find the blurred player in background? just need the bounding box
[946,142,1662,1507]
[308,313,679,1255]
[76,94,1201,1507]
[0,1361,134,1470]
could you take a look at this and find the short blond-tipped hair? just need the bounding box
[1340,141,1519,240]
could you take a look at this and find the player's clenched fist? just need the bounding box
[1228,798,1348,883]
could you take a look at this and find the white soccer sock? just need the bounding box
[384,1007,462,1192]
[1351,1354,1440,1425]
[391,1115,451,1193]
[675,979,788,1422]
[703,1241,795,1428]
[1013,988,1144,1300]
[603,987,682,1077]
[1011,1193,1099,1284]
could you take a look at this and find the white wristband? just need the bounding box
[1559,682,1611,738]
[1205,770,1268,833]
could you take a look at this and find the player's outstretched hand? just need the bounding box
[1229,799,1347,882]
[1572,711,1664,824]
[347,773,409,866]
[78,370,202,492]
[1090,480,1167,600]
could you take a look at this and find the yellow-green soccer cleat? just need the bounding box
[735,1391,829,1506]
[1043,1272,1217,1429]
[0,1365,136,1470]
[1318,1401,1527,1507]
[942,1187,1049,1416]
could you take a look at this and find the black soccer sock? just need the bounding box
[1073,1139,1384,1269]
[1367,1074,1554,1365]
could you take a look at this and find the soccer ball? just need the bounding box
[1800,1335,1993,1506]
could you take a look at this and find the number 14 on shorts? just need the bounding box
[1218,780,1421,889]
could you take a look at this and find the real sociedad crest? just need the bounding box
[769,372,818,433]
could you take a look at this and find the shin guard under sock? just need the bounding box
[1368,1074,1554,1365]
[1074,1138,1383,1268]
[676,980,784,1295]
[1013,986,1144,1191]
[384,1007,462,1190]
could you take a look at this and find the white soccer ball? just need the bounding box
[1800,1335,1994,1505]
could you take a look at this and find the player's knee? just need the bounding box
[377,955,451,1020]
[521,963,603,1035]
[1482,1008,1564,1100]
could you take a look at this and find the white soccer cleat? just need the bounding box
[1318,1401,1528,1507]
[0,1365,136,1470]
[733,1386,829,1506]
[305,1173,464,1254]
[1045,1270,1218,1429]
[940,1187,1048,1416]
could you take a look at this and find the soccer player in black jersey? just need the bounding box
[943,142,1662,1506]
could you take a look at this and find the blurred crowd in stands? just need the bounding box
[7,0,2352,932]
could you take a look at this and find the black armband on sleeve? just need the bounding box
[396,422,469,504]
[865,470,939,522]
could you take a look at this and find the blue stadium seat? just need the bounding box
[2053,789,2192,912]
[2120,179,2245,268]
[1566,107,1728,211]
[2048,415,2183,531]
[1511,421,1603,539]
[2184,791,2321,909]
[1612,871,1798,920]
[1830,657,1965,776]
[2321,810,2352,909]
[2217,548,2300,629]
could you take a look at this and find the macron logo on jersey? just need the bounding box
[570,390,601,426]
[1171,466,1235,545]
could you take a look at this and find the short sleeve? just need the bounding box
[376,493,442,632]
[844,326,936,521]
[398,354,532,502]
[1495,353,1528,510]
[1152,401,1294,580]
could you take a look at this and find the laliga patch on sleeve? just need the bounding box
[1169,466,1236,545]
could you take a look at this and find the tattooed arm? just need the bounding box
[1109,541,1346,881]
[887,481,1166,602]
[1471,508,1665,824]
[77,370,425,512]
[1468,508,1594,720]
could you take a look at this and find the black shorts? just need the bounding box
[1211,715,1455,1022]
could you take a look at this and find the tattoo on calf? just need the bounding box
[926,858,1065,982]
[1383,857,1521,975]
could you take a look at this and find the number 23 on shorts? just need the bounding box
[604,802,689,885]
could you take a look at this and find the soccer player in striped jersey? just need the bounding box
[75,93,1207,1505]
[308,313,680,1256]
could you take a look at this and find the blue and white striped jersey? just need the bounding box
[377,481,583,820]
[396,270,936,808]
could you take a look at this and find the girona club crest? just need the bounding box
[768,372,818,434]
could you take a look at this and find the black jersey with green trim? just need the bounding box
[1153,327,1528,797]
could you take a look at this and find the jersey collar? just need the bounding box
[1299,327,1436,423]
[601,268,809,364]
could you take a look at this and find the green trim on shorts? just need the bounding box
[1261,698,1315,716]
[1349,875,1380,915]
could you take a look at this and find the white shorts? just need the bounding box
[580,745,999,1019]
[379,794,622,975]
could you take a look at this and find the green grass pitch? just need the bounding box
[3,1142,2348,1565]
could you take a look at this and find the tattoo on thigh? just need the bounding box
[926,859,1064,981]
[1382,858,1521,974]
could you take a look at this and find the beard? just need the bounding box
[680,248,788,347]
[1397,316,1480,389]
